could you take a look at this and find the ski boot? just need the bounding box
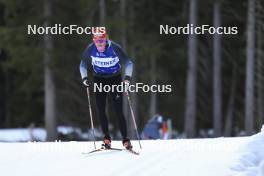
[102,135,111,149]
[122,137,133,150]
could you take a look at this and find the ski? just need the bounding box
[82,147,122,155]
[83,148,104,154]
[125,148,140,155]
[83,147,139,155]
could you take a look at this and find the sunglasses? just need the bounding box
[94,39,106,44]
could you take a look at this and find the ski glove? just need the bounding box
[124,75,131,85]
[82,77,92,87]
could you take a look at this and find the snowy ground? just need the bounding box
[0,126,87,142]
[0,130,263,176]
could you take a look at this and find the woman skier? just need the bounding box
[79,29,133,150]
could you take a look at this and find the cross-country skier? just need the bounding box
[79,29,133,150]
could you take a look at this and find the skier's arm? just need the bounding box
[79,44,93,80]
[80,59,88,79]
[124,58,133,81]
[112,42,133,81]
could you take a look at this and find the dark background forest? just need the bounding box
[0,0,263,141]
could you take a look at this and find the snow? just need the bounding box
[0,131,263,176]
[0,126,88,142]
[231,130,264,176]
[0,128,46,142]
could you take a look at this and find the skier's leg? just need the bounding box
[94,77,109,136]
[111,91,128,138]
[110,75,128,138]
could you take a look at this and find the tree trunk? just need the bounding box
[213,0,222,137]
[4,61,11,127]
[128,0,138,139]
[44,0,57,141]
[224,65,237,136]
[99,0,105,25]
[120,0,131,137]
[120,0,127,50]
[149,54,157,118]
[184,0,198,138]
[245,0,256,135]
[256,7,264,128]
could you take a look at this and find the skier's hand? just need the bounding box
[82,77,92,87]
[123,80,130,86]
[123,76,131,85]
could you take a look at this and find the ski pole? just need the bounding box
[86,87,96,149]
[125,90,142,149]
